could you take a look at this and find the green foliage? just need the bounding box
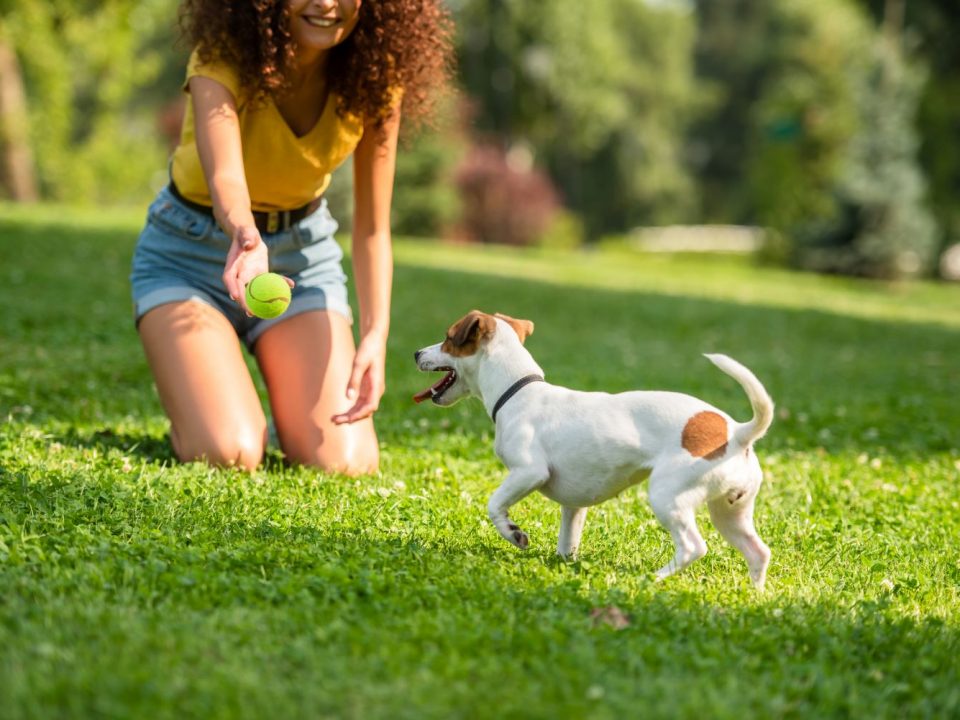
[4,0,960,278]
[391,101,465,238]
[6,0,178,205]
[2,205,960,717]
[746,0,870,232]
[791,39,939,278]
[853,0,960,255]
[454,0,704,238]
[323,122,464,240]
[690,0,773,223]
[537,208,584,251]
[701,0,940,278]
[918,74,960,252]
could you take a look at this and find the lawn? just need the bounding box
[1,204,959,719]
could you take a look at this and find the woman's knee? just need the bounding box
[282,432,379,476]
[172,424,267,470]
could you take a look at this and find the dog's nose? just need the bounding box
[414,350,423,363]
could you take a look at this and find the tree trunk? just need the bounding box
[0,36,38,201]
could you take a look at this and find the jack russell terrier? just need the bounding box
[414,310,775,589]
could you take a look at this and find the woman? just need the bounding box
[130,0,452,473]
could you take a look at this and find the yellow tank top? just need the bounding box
[170,49,364,212]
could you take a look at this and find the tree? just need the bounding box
[790,27,939,278]
[5,0,181,205]
[696,0,943,276]
[746,0,937,278]
[853,0,960,259]
[0,27,37,200]
[690,0,775,223]
[746,0,870,235]
[453,0,704,239]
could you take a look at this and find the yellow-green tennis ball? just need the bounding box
[245,273,291,319]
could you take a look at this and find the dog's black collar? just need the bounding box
[491,374,545,423]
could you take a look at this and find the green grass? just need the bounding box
[1,203,959,719]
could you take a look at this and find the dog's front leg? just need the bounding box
[557,506,588,559]
[487,465,548,550]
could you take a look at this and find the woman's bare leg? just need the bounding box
[255,310,379,475]
[138,301,268,469]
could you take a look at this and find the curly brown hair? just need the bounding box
[178,0,454,130]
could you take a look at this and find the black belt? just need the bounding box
[168,181,322,235]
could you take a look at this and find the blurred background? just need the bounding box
[0,0,957,282]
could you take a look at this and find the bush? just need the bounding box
[746,0,938,279]
[790,40,939,279]
[538,208,584,250]
[391,116,464,239]
[451,142,563,247]
[8,0,178,205]
[325,97,465,240]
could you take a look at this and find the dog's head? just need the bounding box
[413,310,534,406]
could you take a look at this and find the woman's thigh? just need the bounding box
[254,309,379,475]
[138,300,267,468]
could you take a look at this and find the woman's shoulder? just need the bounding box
[184,47,244,102]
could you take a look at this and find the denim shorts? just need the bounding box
[130,185,352,350]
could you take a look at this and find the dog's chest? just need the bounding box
[495,409,655,508]
[540,463,651,507]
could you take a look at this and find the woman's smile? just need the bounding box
[302,15,338,28]
[289,0,361,51]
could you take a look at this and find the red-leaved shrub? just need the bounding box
[451,143,561,246]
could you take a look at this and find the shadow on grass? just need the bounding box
[55,427,176,463]
[52,426,292,472]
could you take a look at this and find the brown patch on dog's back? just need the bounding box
[682,411,728,460]
[441,310,497,357]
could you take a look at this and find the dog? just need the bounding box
[414,310,775,589]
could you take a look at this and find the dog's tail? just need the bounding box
[704,353,774,448]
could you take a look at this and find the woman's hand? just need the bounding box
[222,225,268,316]
[332,331,387,425]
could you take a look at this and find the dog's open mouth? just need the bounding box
[413,367,457,403]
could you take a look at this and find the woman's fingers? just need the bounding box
[222,226,267,313]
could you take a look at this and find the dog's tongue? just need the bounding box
[413,387,433,403]
[413,371,453,403]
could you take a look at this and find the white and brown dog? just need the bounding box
[414,310,775,588]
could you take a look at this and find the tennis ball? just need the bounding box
[245,272,291,319]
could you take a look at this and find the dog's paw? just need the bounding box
[514,530,529,549]
[507,522,529,550]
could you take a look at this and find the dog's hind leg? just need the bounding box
[487,466,548,550]
[708,492,770,590]
[557,506,588,558]
[648,479,708,581]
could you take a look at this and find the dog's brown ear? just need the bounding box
[494,313,535,344]
[443,310,497,356]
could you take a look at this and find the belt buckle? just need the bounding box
[266,211,280,234]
